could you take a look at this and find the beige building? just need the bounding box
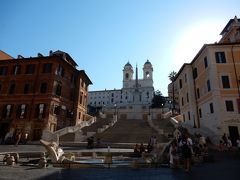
[173,16,240,144]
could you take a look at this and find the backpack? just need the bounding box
[182,141,191,155]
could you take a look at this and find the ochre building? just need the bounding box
[173,16,240,144]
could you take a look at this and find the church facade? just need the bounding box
[88,60,154,109]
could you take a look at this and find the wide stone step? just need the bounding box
[59,133,75,142]
[81,118,111,134]
[94,118,170,143]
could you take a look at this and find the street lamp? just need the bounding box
[114,104,117,115]
[148,103,151,115]
[161,103,164,119]
[102,105,106,114]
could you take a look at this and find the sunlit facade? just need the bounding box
[174,16,240,144]
[88,60,154,108]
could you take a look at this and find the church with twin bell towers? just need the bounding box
[88,60,154,112]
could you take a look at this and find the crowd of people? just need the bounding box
[169,129,209,172]
[133,135,159,157]
[0,131,29,146]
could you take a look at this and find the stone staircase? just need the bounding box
[81,117,112,134]
[42,116,96,143]
[59,116,117,142]
[151,117,175,136]
[94,118,170,144]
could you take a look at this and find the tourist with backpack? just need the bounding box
[180,134,192,172]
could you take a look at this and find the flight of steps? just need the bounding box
[152,117,175,136]
[95,118,170,144]
[59,117,112,142]
[81,117,112,134]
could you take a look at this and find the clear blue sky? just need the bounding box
[1,0,239,95]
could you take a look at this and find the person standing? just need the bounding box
[180,134,192,172]
[236,137,240,151]
[15,132,22,146]
[169,141,178,169]
[23,132,28,145]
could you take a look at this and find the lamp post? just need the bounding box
[161,103,164,119]
[148,103,151,115]
[169,100,172,115]
[114,104,117,115]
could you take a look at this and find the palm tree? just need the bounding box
[168,71,177,115]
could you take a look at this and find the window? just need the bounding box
[146,92,149,98]
[188,111,191,120]
[197,88,200,99]
[193,68,198,79]
[80,92,83,105]
[9,83,15,94]
[78,112,81,119]
[24,83,30,94]
[35,103,46,118]
[40,83,47,93]
[207,80,211,92]
[179,79,182,89]
[0,66,8,76]
[184,74,187,82]
[66,110,73,118]
[225,100,234,111]
[56,65,64,77]
[25,64,35,74]
[187,93,189,102]
[0,83,2,93]
[210,103,214,113]
[81,81,85,88]
[215,52,226,63]
[12,65,21,75]
[53,105,61,115]
[2,104,12,118]
[42,63,52,73]
[125,73,129,79]
[16,104,27,118]
[199,108,202,118]
[221,76,230,88]
[146,71,150,78]
[181,97,184,106]
[204,56,208,68]
[71,75,77,87]
[55,83,62,96]
[183,114,185,122]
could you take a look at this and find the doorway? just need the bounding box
[0,123,10,139]
[228,126,239,146]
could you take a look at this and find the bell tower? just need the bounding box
[143,60,153,80]
[123,62,133,88]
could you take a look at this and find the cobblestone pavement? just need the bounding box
[0,145,240,180]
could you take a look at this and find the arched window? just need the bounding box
[125,73,129,79]
[146,72,150,78]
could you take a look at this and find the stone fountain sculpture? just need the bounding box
[40,139,74,166]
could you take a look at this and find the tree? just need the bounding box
[168,71,177,114]
[151,90,165,108]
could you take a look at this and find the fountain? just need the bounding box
[40,139,76,167]
[39,139,165,168]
